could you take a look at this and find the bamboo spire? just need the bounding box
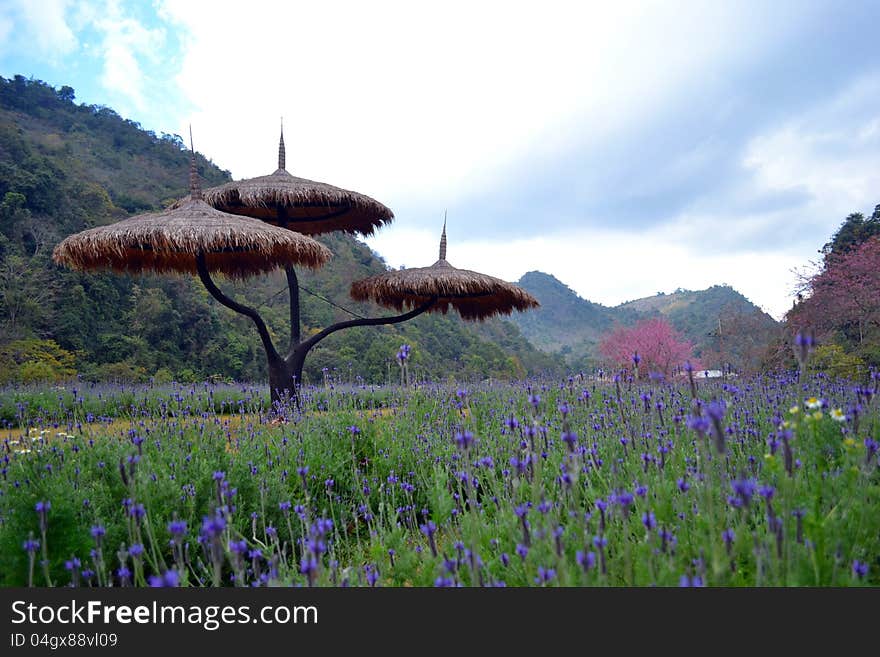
[278,117,286,171]
[189,125,202,200]
[439,212,447,261]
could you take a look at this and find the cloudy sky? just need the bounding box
[2,0,879,319]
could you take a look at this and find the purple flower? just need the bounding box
[454,431,475,451]
[705,400,726,423]
[516,544,529,561]
[576,550,596,572]
[167,520,187,537]
[35,500,50,532]
[679,574,704,587]
[300,557,318,579]
[758,485,776,501]
[731,477,757,506]
[642,511,657,531]
[22,538,40,553]
[852,560,869,579]
[149,570,180,587]
[201,514,226,538]
[364,564,380,587]
[535,567,556,584]
[615,491,634,511]
[686,415,710,436]
[677,478,691,493]
[722,528,735,546]
[128,544,144,558]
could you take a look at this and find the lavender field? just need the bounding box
[1,370,878,587]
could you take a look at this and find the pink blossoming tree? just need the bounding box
[599,317,695,377]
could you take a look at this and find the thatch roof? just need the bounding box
[349,224,539,321]
[195,129,393,236]
[53,151,332,278]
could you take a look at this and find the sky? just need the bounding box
[2,0,880,320]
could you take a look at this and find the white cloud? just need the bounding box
[92,0,167,110]
[743,101,880,230]
[158,0,801,202]
[0,0,78,60]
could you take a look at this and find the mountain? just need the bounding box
[616,286,780,369]
[0,75,562,385]
[512,271,639,361]
[512,272,779,372]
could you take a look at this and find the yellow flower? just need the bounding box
[764,453,775,461]
[843,438,856,448]
[812,411,823,421]
[789,406,800,415]
[805,397,822,410]
[830,408,846,423]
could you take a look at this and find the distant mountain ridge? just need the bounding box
[512,271,779,371]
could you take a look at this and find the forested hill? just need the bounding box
[510,271,641,361]
[513,271,779,372]
[0,75,562,385]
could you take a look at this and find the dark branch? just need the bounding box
[285,266,301,353]
[288,297,437,362]
[196,253,281,363]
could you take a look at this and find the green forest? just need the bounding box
[0,75,562,386]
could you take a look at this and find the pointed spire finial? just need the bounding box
[189,125,202,200]
[278,117,286,170]
[439,210,447,261]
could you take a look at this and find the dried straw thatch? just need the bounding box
[196,129,393,236]
[53,195,331,278]
[350,224,539,321]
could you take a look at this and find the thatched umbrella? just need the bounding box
[197,125,393,236]
[350,223,539,320]
[53,157,331,278]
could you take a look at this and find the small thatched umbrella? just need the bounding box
[53,157,331,278]
[350,223,539,321]
[197,125,393,236]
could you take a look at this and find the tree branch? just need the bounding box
[196,253,281,363]
[288,297,437,362]
[285,266,301,354]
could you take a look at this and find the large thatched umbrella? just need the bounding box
[53,147,334,406]
[350,223,539,320]
[197,126,393,236]
[52,191,331,278]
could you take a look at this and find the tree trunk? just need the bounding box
[268,356,297,411]
[197,251,436,415]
